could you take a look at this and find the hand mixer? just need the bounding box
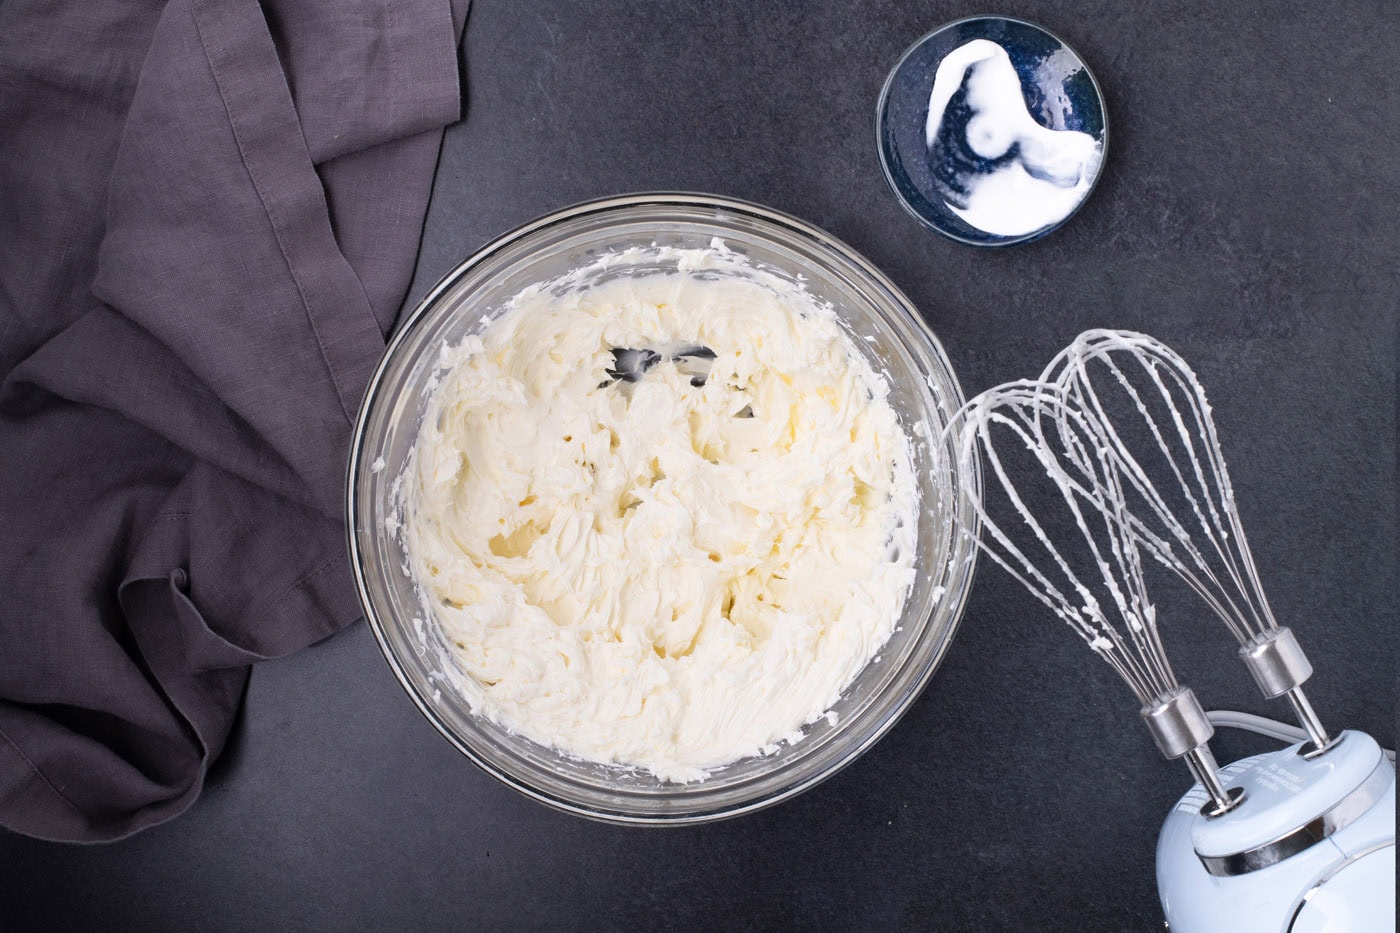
[946,331,1395,932]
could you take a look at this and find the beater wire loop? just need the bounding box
[948,329,1330,778]
[949,381,1181,706]
[1043,331,1282,645]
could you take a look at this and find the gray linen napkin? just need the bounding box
[0,0,470,842]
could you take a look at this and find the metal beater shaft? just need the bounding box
[1140,686,1242,815]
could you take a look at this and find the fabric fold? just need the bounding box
[0,0,470,842]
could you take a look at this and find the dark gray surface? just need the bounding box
[2,1,1396,929]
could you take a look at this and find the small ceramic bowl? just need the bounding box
[878,16,1108,246]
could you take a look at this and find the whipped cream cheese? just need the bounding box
[403,243,918,781]
[925,39,1102,237]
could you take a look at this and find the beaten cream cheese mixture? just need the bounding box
[404,243,918,781]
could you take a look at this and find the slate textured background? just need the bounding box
[2,1,1395,929]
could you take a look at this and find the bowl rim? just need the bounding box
[345,191,981,824]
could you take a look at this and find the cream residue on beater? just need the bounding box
[402,242,919,781]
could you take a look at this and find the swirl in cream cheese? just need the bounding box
[404,243,918,781]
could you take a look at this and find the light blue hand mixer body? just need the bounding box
[948,330,1394,931]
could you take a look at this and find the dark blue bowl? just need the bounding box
[877,16,1108,247]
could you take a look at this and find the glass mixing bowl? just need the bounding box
[347,193,979,823]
